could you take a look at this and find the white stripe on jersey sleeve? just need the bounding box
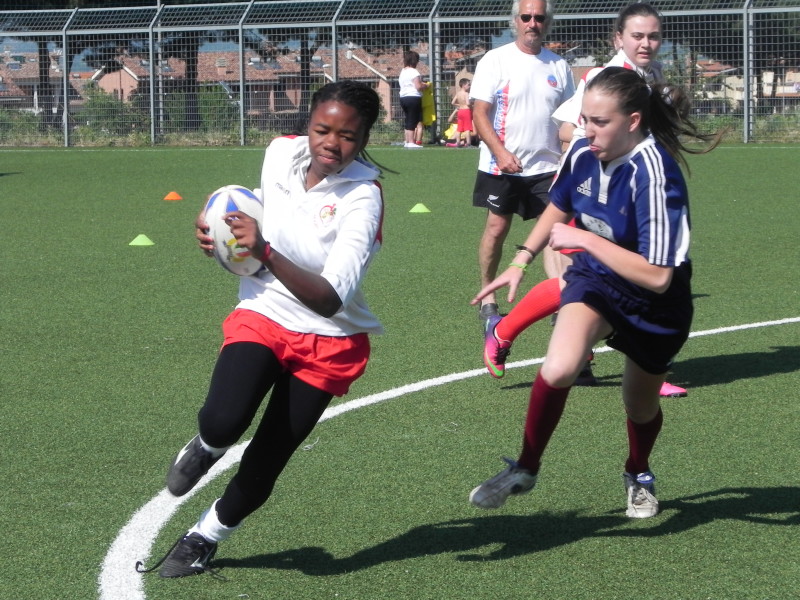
[673,207,691,266]
[640,145,671,266]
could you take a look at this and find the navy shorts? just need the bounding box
[561,256,693,374]
[400,96,423,130]
[472,171,553,220]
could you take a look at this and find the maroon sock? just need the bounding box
[624,408,663,474]
[517,371,570,473]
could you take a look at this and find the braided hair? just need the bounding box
[309,79,395,174]
[310,79,380,136]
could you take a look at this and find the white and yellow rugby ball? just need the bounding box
[204,185,264,276]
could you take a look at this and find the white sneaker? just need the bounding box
[624,471,659,518]
[404,142,423,149]
[469,458,537,509]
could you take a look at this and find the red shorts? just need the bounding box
[457,108,473,132]
[560,218,584,255]
[221,309,370,397]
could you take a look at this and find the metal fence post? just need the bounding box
[238,1,254,145]
[332,0,345,82]
[62,7,78,147]
[743,0,753,143]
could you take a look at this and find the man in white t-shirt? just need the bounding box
[470,0,575,323]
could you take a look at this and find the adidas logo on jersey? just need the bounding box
[577,177,592,197]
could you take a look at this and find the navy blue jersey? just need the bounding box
[550,135,691,282]
[553,136,693,369]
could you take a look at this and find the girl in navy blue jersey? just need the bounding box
[479,2,689,398]
[469,67,721,517]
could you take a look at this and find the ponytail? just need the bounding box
[587,67,724,171]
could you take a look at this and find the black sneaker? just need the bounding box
[158,532,218,578]
[166,435,223,496]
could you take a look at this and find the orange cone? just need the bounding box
[164,191,183,201]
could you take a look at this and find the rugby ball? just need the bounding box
[204,185,265,276]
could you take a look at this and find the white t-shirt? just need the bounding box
[237,135,384,337]
[469,42,575,177]
[399,67,422,98]
[552,49,664,139]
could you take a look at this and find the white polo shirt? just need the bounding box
[238,135,384,337]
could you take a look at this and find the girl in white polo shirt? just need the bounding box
[141,80,385,579]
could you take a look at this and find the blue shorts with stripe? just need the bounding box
[561,256,693,375]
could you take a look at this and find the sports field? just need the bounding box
[1,144,798,600]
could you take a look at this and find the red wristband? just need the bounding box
[260,241,272,262]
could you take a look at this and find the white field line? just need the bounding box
[98,316,800,599]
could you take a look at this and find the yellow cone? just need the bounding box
[129,234,154,246]
[409,203,431,213]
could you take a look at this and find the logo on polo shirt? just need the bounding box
[318,204,336,226]
[577,177,592,197]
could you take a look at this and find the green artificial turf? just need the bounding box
[0,144,798,600]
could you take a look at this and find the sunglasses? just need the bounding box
[518,13,547,24]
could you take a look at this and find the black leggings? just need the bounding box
[197,342,333,527]
[400,95,423,131]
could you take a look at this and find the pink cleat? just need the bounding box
[483,316,512,379]
[659,382,687,398]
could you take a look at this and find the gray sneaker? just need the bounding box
[624,471,659,518]
[166,435,223,496]
[478,302,500,322]
[574,360,598,386]
[469,458,537,509]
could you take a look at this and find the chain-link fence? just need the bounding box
[1,1,798,146]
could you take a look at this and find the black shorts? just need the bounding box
[400,96,423,130]
[472,171,553,221]
[561,257,693,374]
